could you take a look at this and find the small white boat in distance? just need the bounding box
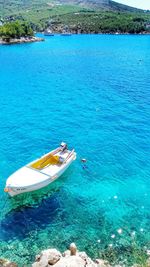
[44,30,54,36]
[4,143,76,197]
[61,32,72,36]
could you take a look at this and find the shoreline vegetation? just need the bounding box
[43,10,150,35]
[1,8,150,44]
[0,30,150,46]
[0,21,44,44]
[0,22,150,46]
[1,30,150,46]
[0,0,150,43]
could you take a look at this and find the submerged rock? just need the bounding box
[0,259,18,267]
[95,259,111,267]
[146,259,150,267]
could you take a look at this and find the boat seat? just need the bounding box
[30,155,60,170]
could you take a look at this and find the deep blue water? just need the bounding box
[0,34,150,265]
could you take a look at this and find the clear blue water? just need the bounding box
[0,34,150,266]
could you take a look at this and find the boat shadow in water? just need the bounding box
[0,174,69,242]
[6,169,69,211]
[0,190,62,242]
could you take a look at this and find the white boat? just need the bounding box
[4,143,76,197]
[44,30,54,36]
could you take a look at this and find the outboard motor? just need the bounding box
[60,142,68,152]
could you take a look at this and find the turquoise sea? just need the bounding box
[0,34,150,266]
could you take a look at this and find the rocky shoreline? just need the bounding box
[43,29,150,35]
[32,243,111,267]
[0,33,149,46]
[0,36,44,45]
[1,243,150,267]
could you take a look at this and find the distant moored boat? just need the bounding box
[44,30,54,36]
[61,32,72,36]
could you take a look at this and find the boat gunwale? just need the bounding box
[6,151,76,189]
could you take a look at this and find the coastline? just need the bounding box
[0,36,44,45]
[42,31,150,35]
[0,33,149,46]
[0,243,150,267]
[42,26,150,35]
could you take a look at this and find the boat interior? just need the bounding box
[30,154,60,170]
[29,143,70,170]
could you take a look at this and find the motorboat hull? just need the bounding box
[5,144,76,197]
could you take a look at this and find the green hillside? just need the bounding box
[0,0,150,33]
[58,0,143,12]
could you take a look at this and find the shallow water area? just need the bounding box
[0,34,150,265]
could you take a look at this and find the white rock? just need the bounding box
[95,259,111,267]
[78,252,97,267]
[78,251,88,260]
[0,259,18,267]
[62,250,70,257]
[35,254,41,261]
[45,249,61,265]
[146,258,150,267]
[32,262,44,267]
[32,254,48,267]
[54,255,85,267]
[33,249,61,266]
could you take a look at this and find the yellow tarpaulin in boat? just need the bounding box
[30,154,60,170]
